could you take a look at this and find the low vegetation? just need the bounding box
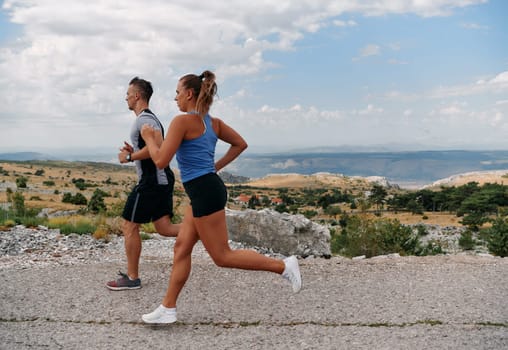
[0,161,507,257]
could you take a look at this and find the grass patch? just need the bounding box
[141,222,157,233]
[47,216,97,235]
[140,232,152,240]
[416,319,443,326]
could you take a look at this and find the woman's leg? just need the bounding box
[142,206,198,323]
[143,207,301,323]
[162,206,199,308]
[153,215,180,237]
[194,209,285,273]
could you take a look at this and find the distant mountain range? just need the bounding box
[223,150,508,186]
[1,150,507,186]
[0,152,56,161]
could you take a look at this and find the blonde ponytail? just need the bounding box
[180,70,217,116]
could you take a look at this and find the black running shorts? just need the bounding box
[122,184,174,224]
[183,172,227,217]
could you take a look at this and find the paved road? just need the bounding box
[1,253,507,349]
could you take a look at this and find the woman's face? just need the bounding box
[174,80,190,112]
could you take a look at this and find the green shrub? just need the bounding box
[1,219,16,228]
[12,192,25,216]
[18,216,47,228]
[415,224,429,236]
[72,178,87,190]
[419,240,444,255]
[47,216,96,235]
[460,212,488,232]
[57,222,96,235]
[141,222,157,233]
[107,200,126,217]
[458,230,476,250]
[274,204,288,213]
[303,210,318,219]
[486,217,508,257]
[16,176,28,188]
[62,192,87,205]
[140,232,152,240]
[88,188,107,213]
[331,215,421,258]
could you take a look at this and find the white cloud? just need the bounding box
[461,22,489,30]
[429,71,508,99]
[333,20,357,27]
[0,0,494,150]
[353,0,488,17]
[439,105,462,115]
[271,159,299,169]
[357,104,384,115]
[252,104,346,129]
[489,71,508,84]
[387,58,408,65]
[360,44,381,57]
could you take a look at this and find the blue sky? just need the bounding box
[0,0,507,155]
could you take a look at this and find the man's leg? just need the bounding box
[123,219,142,279]
[106,219,142,290]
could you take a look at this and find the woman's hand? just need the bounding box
[141,124,156,141]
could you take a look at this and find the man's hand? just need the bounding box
[121,141,134,153]
[118,150,131,164]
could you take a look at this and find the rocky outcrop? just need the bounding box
[225,208,331,258]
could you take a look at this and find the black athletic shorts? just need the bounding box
[183,172,227,217]
[122,183,174,224]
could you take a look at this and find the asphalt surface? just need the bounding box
[1,252,507,350]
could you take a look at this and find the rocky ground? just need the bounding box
[0,223,491,271]
[0,225,286,270]
[1,226,507,350]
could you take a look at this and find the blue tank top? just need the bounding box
[176,114,218,183]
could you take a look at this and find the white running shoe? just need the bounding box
[282,256,302,293]
[142,305,177,324]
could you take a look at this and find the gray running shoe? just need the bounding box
[106,271,141,291]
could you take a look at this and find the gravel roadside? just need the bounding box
[1,227,507,349]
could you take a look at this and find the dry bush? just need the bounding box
[92,225,111,241]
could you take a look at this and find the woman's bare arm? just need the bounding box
[214,118,248,172]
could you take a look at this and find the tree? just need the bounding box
[406,199,424,215]
[6,187,13,202]
[62,192,73,203]
[12,192,25,216]
[460,212,488,232]
[88,189,107,213]
[369,184,387,210]
[356,198,371,213]
[16,176,28,188]
[72,193,88,205]
[274,204,288,213]
[325,205,342,219]
[303,209,318,219]
[486,217,508,257]
[62,192,87,205]
[248,195,260,209]
[72,178,87,191]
